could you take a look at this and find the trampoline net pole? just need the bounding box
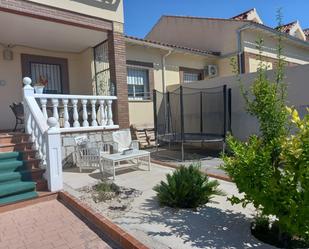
[228,88,232,134]
[153,89,158,151]
[180,86,184,161]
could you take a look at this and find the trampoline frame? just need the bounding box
[153,85,232,161]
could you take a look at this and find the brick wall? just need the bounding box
[108,31,130,129]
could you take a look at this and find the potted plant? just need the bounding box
[34,75,48,94]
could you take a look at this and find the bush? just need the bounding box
[92,181,120,202]
[153,164,224,209]
[222,10,309,245]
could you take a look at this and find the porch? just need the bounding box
[0,4,129,131]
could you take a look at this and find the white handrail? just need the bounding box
[34,93,117,100]
[24,96,49,134]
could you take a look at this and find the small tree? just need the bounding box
[222,10,309,245]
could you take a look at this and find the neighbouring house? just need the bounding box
[125,8,309,128]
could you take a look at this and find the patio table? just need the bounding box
[101,150,151,180]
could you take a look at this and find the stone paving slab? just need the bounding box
[0,200,117,249]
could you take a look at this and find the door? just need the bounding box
[21,54,69,94]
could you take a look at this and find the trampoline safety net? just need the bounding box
[153,85,231,144]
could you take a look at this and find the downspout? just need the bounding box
[161,50,173,134]
[236,24,254,74]
[161,50,173,93]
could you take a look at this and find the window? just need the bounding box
[180,67,204,83]
[94,40,114,96]
[127,67,150,100]
[183,72,200,83]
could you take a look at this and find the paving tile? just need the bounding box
[0,200,114,249]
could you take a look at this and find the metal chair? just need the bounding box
[10,102,24,132]
[74,135,111,173]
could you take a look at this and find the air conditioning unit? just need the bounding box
[205,65,218,78]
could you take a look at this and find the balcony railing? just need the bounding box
[22,77,119,192]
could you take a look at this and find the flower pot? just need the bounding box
[34,86,45,94]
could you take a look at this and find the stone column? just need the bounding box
[108,23,129,129]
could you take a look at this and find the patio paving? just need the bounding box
[63,164,276,249]
[0,199,118,249]
[149,147,228,179]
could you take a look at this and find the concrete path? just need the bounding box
[112,164,275,249]
[63,164,276,249]
[0,200,117,249]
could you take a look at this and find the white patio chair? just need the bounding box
[111,129,139,153]
[74,135,111,173]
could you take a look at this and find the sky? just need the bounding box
[124,0,309,38]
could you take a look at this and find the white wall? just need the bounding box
[167,64,309,140]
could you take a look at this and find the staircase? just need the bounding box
[0,133,47,205]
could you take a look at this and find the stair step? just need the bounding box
[0,142,33,153]
[0,181,36,198]
[0,152,19,160]
[0,160,24,173]
[0,169,45,185]
[0,151,38,161]
[0,159,42,172]
[0,191,38,205]
[0,134,30,144]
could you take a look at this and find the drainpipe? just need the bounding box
[161,50,172,133]
[236,24,254,73]
[161,50,173,93]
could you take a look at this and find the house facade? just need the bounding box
[0,0,129,130]
[126,8,309,128]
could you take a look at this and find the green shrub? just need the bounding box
[222,10,309,244]
[153,164,224,208]
[92,181,120,202]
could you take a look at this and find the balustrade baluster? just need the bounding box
[40,98,48,120]
[62,99,70,128]
[107,100,114,125]
[99,100,106,126]
[51,99,59,127]
[81,99,89,127]
[91,99,98,127]
[72,99,80,127]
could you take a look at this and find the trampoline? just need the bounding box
[153,85,232,161]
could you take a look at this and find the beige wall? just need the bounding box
[0,46,94,130]
[126,43,216,127]
[242,29,309,65]
[28,0,124,23]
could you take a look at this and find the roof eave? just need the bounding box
[125,37,220,58]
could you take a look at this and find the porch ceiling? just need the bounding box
[0,11,107,53]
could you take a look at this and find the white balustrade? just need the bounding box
[33,94,118,131]
[23,77,119,192]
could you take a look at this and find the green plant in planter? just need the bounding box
[153,164,224,209]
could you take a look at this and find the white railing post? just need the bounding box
[51,98,59,127]
[45,117,63,192]
[72,99,80,127]
[91,99,98,127]
[40,98,48,120]
[99,100,106,126]
[82,99,89,127]
[62,99,70,128]
[107,100,114,125]
[23,77,34,134]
